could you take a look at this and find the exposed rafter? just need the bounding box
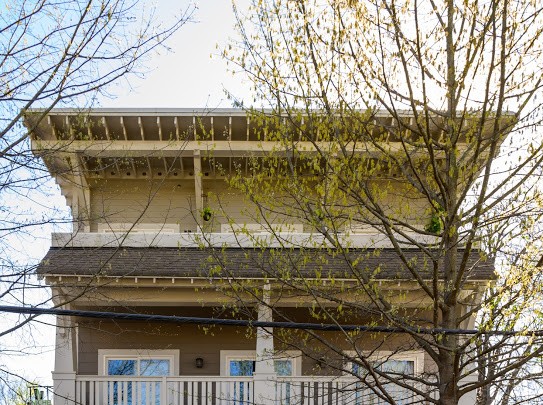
[102,117,111,140]
[138,116,145,140]
[193,149,203,216]
[48,116,58,140]
[100,117,120,175]
[120,116,128,140]
[85,117,93,141]
[65,116,74,140]
[174,116,180,141]
[157,117,163,141]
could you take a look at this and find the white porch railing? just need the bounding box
[75,376,254,405]
[275,376,400,405]
[75,375,416,405]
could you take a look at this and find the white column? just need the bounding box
[253,283,276,405]
[51,311,76,405]
[458,297,479,404]
[458,386,477,405]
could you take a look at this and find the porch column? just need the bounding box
[51,309,76,405]
[458,293,479,405]
[253,283,276,405]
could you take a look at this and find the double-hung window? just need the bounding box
[345,351,423,405]
[98,350,179,405]
[220,350,301,377]
[220,350,301,405]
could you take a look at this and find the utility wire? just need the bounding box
[0,305,541,336]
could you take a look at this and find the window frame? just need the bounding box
[98,349,180,376]
[343,350,425,404]
[220,350,302,376]
[343,350,424,377]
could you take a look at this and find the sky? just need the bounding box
[101,0,252,109]
[2,0,250,391]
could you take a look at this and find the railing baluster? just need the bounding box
[322,381,328,405]
[217,381,222,405]
[107,379,113,405]
[188,380,194,405]
[76,380,81,405]
[161,376,167,405]
[89,380,94,405]
[120,380,125,405]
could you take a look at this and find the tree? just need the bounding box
[0,0,193,388]
[211,0,543,404]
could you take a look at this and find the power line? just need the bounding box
[0,305,541,336]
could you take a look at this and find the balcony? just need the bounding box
[74,375,411,405]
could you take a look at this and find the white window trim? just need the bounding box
[220,223,304,234]
[220,350,302,376]
[343,350,424,376]
[98,349,180,376]
[97,223,178,234]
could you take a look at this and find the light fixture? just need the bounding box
[195,357,204,368]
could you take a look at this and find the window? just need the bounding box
[99,350,179,376]
[220,351,300,405]
[345,351,424,405]
[220,350,301,377]
[98,350,179,405]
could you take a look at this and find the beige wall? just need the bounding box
[86,178,429,234]
[88,178,304,233]
[90,179,197,232]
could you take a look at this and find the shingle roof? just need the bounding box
[37,247,494,280]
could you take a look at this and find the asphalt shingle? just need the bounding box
[37,247,494,280]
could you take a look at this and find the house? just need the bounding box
[25,109,494,405]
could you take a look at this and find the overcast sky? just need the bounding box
[101,0,251,109]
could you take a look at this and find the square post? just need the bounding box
[253,283,276,405]
[52,308,76,405]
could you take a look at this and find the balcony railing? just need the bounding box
[75,375,416,405]
[76,376,254,405]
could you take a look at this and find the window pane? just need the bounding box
[378,360,415,405]
[140,359,170,376]
[108,359,136,375]
[274,360,292,376]
[381,360,414,375]
[351,362,363,376]
[229,360,254,376]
